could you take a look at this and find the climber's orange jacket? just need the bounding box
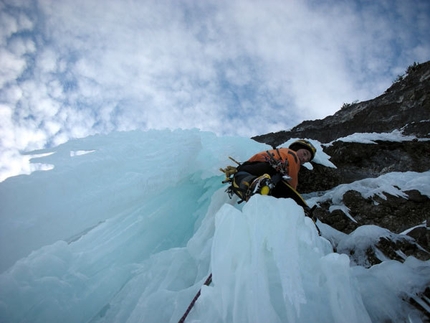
[248,148,301,189]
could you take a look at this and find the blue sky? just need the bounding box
[1,0,429,181]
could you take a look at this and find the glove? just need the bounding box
[220,166,237,182]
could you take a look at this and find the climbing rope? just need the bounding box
[178,273,213,323]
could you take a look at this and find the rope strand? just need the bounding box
[178,273,213,323]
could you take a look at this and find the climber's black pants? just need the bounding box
[235,161,299,200]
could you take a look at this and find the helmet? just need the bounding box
[289,139,316,161]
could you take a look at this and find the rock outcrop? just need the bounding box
[253,61,430,146]
[252,61,430,314]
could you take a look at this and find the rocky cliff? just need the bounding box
[253,61,430,146]
[253,61,430,318]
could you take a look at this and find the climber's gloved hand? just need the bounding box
[220,165,238,183]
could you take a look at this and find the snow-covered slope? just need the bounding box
[0,129,429,323]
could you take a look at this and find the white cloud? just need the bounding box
[0,0,429,181]
[0,10,18,41]
[0,49,27,87]
[0,104,14,147]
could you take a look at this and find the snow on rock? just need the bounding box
[333,130,419,144]
[307,170,430,218]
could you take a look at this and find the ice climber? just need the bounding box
[222,139,317,207]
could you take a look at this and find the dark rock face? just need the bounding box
[253,61,430,271]
[253,61,430,147]
[314,190,430,237]
[297,140,430,193]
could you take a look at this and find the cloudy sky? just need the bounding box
[1,0,429,181]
